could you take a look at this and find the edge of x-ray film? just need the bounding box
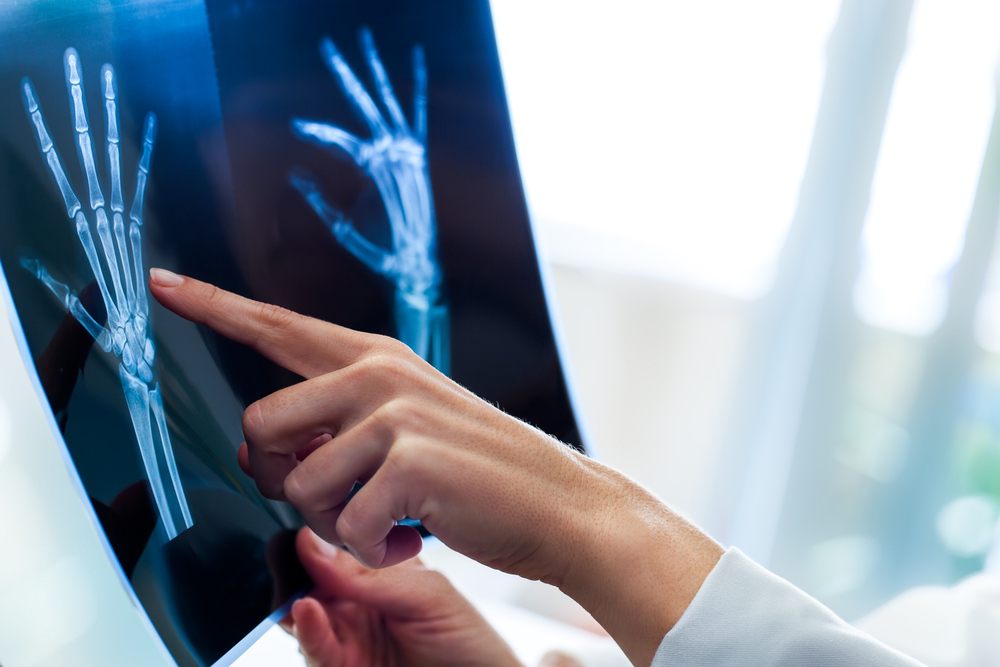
[5,49,304,666]
[1,235,303,667]
[0,259,176,666]
[212,592,307,667]
[488,8,596,460]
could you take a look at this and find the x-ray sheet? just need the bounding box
[0,0,583,664]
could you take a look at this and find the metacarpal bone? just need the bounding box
[290,29,450,374]
[21,47,193,539]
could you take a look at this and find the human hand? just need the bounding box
[148,271,594,580]
[149,272,724,666]
[285,527,521,667]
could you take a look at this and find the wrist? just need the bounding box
[554,457,723,666]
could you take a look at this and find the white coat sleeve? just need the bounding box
[651,548,925,666]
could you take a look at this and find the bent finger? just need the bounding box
[284,417,393,544]
[247,446,297,500]
[242,360,395,460]
[336,465,422,568]
[297,528,437,617]
[283,411,392,512]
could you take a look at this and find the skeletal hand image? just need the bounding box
[20,48,193,540]
[291,29,450,374]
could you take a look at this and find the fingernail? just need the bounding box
[149,267,184,287]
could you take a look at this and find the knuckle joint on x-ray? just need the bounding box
[22,50,194,538]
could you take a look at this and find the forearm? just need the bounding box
[148,273,723,665]
[551,455,724,667]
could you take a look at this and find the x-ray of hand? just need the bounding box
[291,29,450,375]
[20,48,193,539]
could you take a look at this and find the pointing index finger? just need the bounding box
[148,269,371,379]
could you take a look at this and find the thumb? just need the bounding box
[290,597,343,667]
[296,528,451,618]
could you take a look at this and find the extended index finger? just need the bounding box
[148,269,372,379]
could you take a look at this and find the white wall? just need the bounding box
[549,263,751,528]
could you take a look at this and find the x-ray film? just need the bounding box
[0,1,585,665]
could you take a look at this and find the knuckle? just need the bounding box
[351,352,403,391]
[385,433,423,472]
[349,338,431,394]
[376,335,410,356]
[378,397,421,432]
[345,328,383,352]
[201,284,225,318]
[242,401,267,442]
[362,334,413,364]
[335,509,363,547]
[355,352,392,376]
[283,472,310,507]
[256,302,297,333]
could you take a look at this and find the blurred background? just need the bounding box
[241,2,1000,661]
[7,0,1000,665]
[492,0,1000,623]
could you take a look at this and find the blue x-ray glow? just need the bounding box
[291,29,449,374]
[20,48,193,540]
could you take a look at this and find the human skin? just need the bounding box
[286,527,522,667]
[148,269,724,667]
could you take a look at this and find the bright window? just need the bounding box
[854,0,1000,336]
[491,0,841,299]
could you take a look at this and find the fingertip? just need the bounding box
[148,267,185,288]
[290,597,313,624]
[299,525,342,560]
[147,269,193,316]
[145,269,207,322]
[296,526,353,596]
[290,597,334,660]
[295,526,313,560]
[295,525,315,552]
[295,528,323,580]
[291,597,322,634]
